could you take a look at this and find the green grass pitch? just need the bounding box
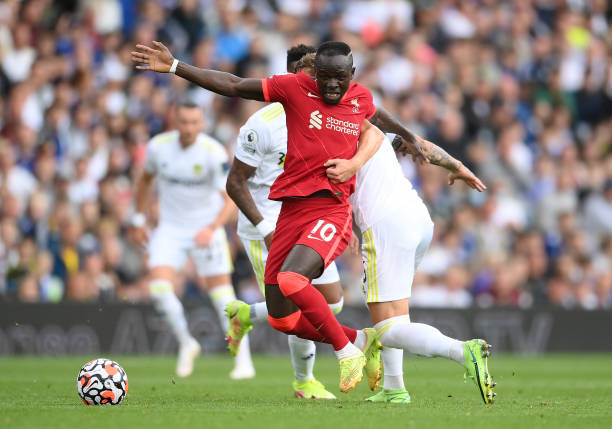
[1,354,611,429]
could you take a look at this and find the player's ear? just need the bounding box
[351,66,355,78]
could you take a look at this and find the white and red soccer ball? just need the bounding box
[77,358,128,405]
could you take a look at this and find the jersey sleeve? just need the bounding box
[144,141,157,174]
[234,115,268,168]
[261,73,296,104]
[363,88,376,119]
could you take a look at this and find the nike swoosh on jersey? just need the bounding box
[307,92,320,98]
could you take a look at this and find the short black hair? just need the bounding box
[177,100,201,110]
[314,41,353,69]
[286,44,316,69]
[316,41,352,58]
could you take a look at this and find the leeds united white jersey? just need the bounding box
[145,130,228,231]
[234,103,287,240]
[350,136,421,231]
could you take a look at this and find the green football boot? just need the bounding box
[362,328,383,390]
[463,339,496,404]
[366,388,411,404]
[225,300,253,356]
[293,378,336,399]
[338,350,366,393]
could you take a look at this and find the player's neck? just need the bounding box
[178,138,197,149]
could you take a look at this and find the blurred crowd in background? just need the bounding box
[0,0,611,309]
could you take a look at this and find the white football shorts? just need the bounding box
[148,225,233,277]
[240,237,340,295]
[361,197,434,303]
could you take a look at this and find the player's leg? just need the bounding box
[148,229,200,378]
[292,265,343,399]
[193,229,255,379]
[264,199,381,393]
[364,207,495,404]
[228,239,340,398]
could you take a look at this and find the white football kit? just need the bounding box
[234,103,339,292]
[145,130,233,276]
[350,137,434,303]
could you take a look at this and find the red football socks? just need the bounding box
[277,271,356,350]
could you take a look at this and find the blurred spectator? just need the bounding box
[0,0,610,308]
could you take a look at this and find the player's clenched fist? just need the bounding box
[131,41,175,73]
[324,158,358,184]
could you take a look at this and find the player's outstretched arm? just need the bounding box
[325,120,384,184]
[369,106,428,164]
[391,135,486,192]
[131,41,265,101]
[226,158,275,248]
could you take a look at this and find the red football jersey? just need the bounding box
[261,72,376,202]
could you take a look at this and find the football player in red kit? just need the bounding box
[132,41,384,393]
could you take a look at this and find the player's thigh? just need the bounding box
[265,283,299,318]
[280,244,325,279]
[148,227,188,275]
[312,261,342,303]
[367,299,410,325]
[189,228,233,279]
[240,237,267,296]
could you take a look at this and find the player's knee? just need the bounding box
[277,271,310,296]
[268,311,301,334]
[328,296,344,315]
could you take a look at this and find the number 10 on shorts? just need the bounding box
[307,219,337,242]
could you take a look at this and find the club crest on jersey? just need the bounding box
[351,98,360,113]
[193,164,203,175]
[309,110,323,130]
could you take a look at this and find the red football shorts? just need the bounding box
[264,197,353,285]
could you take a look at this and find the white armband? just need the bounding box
[131,213,146,228]
[169,58,179,74]
[255,219,275,237]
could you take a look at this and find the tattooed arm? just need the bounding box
[371,107,464,172]
[370,106,487,191]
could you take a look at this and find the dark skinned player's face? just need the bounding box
[314,55,355,105]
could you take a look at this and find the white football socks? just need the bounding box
[382,347,405,390]
[149,280,193,345]
[249,301,269,323]
[288,335,316,382]
[375,315,464,364]
[210,285,253,369]
[334,341,361,360]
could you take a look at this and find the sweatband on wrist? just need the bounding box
[255,219,275,237]
[169,58,179,74]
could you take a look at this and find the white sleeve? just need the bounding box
[234,115,269,168]
[144,141,157,174]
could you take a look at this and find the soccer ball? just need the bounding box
[77,358,128,405]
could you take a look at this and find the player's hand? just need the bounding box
[349,231,359,255]
[195,226,215,247]
[131,41,174,73]
[324,159,358,184]
[264,230,274,250]
[131,226,149,248]
[448,164,487,192]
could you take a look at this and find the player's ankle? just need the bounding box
[334,342,360,360]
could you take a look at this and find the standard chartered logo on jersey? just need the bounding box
[308,111,359,136]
